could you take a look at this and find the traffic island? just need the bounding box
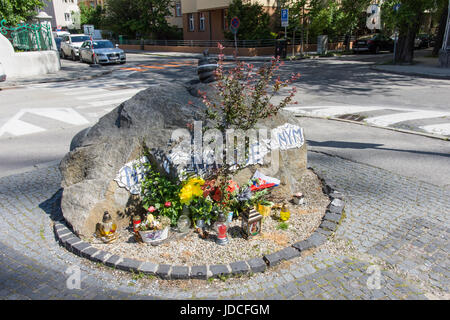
[55,54,345,279]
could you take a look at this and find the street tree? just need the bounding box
[79,3,105,28]
[381,0,442,63]
[432,0,449,56]
[224,0,272,40]
[0,0,44,25]
[103,0,174,39]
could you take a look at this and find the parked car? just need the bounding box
[414,34,432,49]
[353,34,394,54]
[0,62,6,82]
[79,40,126,65]
[60,34,91,60]
[54,37,62,52]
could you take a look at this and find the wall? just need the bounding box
[0,34,61,79]
[119,42,348,57]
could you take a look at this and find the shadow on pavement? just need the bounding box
[308,139,450,158]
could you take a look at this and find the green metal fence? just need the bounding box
[0,19,53,51]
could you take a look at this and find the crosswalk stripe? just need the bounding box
[365,111,450,127]
[76,89,141,101]
[306,106,385,117]
[85,98,129,108]
[420,123,450,136]
[26,108,90,125]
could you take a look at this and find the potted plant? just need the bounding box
[138,214,171,244]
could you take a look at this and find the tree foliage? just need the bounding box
[79,3,104,28]
[381,0,445,63]
[224,0,273,40]
[103,0,174,39]
[0,0,44,25]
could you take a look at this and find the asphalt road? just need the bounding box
[0,51,449,188]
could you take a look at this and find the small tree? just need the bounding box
[224,0,272,40]
[79,3,104,28]
[103,0,174,39]
[199,44,300,191]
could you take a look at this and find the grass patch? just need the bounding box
[276,222,289,230]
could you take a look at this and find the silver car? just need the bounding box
[79,40,126,65]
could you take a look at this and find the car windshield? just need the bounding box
[92,41,114,49]
[71,36,90,43]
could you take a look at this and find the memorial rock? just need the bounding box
[60,81,307,238]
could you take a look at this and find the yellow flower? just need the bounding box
[179,177,205,204]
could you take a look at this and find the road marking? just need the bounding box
[84,98,129,108]
[75,89,141,100]
[420,123,450,136]
[26,108,90,125]
[63,88,109,95]
[0,108,89,137]
[0,118,46,136]
[365,111,450,126]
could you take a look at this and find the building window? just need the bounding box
[175,2,182,17]
[188,13,194,31]
[64,13,71,22]
[199,12,205,31]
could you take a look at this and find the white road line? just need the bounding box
[26,108,90,125]
[365,111,450,127]
[63,88,109,95]
[420,123,450,136]
[81,98,128,108]
[0,118,46,136]
[75,89,141,100]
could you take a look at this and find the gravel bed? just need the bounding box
[89,169,329,266]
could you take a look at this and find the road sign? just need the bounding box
[83,24,94,36]
[230,17,240,35]
[281,9,289,27]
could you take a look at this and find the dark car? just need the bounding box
[415,34,432,49]
[353,34,394,54]
[54,37,62,52]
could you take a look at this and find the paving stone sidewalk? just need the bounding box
[0,151,448,300]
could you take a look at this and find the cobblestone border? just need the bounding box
[53,167,345,280]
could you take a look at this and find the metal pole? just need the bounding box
[234,32,238,57]
[393,28,398,63]
[292,28,295,57]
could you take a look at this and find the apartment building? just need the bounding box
[40,0,80,30]
[180,0,278,41]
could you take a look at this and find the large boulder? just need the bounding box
[60,81,307,238]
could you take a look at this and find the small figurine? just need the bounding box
[95,211,117,243]
[293,192,305,205]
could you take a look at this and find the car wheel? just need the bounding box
[375,46,380,54]
[120,61,126,64]
[71,51,77,61]
[61,50,66,59]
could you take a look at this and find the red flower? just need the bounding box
[164,201,172,207]
[148,206,156,213]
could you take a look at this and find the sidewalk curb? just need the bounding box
[53,172,345,280]
[0,69,114,90]
[294,114,449,141]
[370,64,450,80]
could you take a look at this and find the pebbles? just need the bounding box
[89,169,330,266]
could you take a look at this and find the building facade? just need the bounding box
[40,0,80,31]
[180,0,278,41]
